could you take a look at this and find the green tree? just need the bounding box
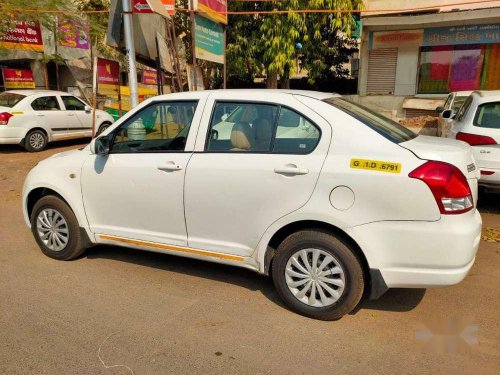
[227,0,363,88]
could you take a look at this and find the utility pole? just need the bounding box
[189,0,198,91]
[122,0,139,108]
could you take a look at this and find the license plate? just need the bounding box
[350,158,402,174]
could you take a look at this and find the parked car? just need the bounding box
[436,91,472,137]
[23,90,482,320]
[0,90,114,152]
[444,91,500,192]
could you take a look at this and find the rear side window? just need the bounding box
[324,98,415,143]
[474,102,500,129]
[206,102,321,154]
[0,92,25,107]
[31,96,60,111]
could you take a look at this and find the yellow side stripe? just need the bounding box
[99,234,244,262]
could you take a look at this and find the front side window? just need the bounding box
[111,101,197,153]
[61,96,86,110]
[474,102,500,129]
[455,96,473,122]
[206,102,321,154]
[31,96,60,111]
[324,97,416,143]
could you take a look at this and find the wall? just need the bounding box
[362,0,499,15]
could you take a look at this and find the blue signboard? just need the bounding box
[423,24,500,46]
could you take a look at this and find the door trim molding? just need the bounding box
[99,234,244,262]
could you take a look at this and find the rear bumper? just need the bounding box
[479,170,500,191]
[0,126,25,144]
[347,209,482,290]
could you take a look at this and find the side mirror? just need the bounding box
[84,105,92,113]
[91,136,110,155]
[441,109,454,119]
[435,106,445,114]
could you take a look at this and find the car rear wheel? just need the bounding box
[30,195,87,260]
[272,230,365,320]
[24,129,47,152]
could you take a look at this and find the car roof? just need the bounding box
[472,90,500,98]
[4,89,71,96]
[453,91,473,96]
[152,89,339,101]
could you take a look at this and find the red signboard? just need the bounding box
[132,0,175,15]
[97,58,120,95]
[142,69,158,85]
[0,21,44,52]
[2,68,35,89]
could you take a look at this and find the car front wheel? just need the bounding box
[272,230,365,320]
[31,195,87,260]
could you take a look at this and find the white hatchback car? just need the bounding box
[23,90,482,320]
[444,91,500,191]
[0,90,114,152]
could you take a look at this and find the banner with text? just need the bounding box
[2,68,35,89]
[195,0,227,25]
[132,0,175,16]
[423,24,500,46]
[58,17,90,50]
[194,15,224,64]
[142,69,158,85]
[0,21,44,52]
[97,58,120,96]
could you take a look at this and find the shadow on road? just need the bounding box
[477,190,500,215]
[0,138,89,154]
[86,245,425,315]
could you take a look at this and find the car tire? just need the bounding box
[24,129,48,152]
[30,195,87,260]
[96,122,112,136]
[272,230,365,320]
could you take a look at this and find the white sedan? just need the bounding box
[23,90,481,320]
[444,90,500,192]
[0,90,114,152]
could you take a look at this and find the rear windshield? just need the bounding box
[323,98,416,143]
[0,92,26,108]
[474,102,500,129]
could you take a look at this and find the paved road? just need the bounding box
[1,140,499,374]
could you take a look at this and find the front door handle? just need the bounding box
[68,113,75,116]
[274,165,309,175]
[158,162,183,172]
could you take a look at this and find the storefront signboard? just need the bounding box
[0,21,44,52]
[97,58,120,96]
[2,68,36,89]
[370,30,423,49]
[423,24,500,46]
[194,14,224,64]
[142,69,158,85]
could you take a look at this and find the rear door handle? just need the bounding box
[158,162,183,172]
[36,113,45,117]
[68,113,75,116]
[274,166,309,175]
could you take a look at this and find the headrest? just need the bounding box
[231,122,252,150]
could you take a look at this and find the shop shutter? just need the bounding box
[367,48,397,94]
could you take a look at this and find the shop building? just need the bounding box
[355,0,500,120]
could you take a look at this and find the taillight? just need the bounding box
[481,170,495,176]
[0,112,13,125]
[409,161,473,215]
[456,132,497,146]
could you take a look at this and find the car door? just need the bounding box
[81,98,203,246]
[184,92,331,257]
[30,95,69,138]
[60,95,92,137]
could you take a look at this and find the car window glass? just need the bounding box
[31,96,60,111]
[62,96,86,110]
[273,107,321,154]
[452,96,468,112]
[0,92,25,107]
[456,96,472,121]
[207,102,278,152]
[474,102,500,129]
[444,94,452,109]
[324,97,415,143]
[111,101,197,153]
